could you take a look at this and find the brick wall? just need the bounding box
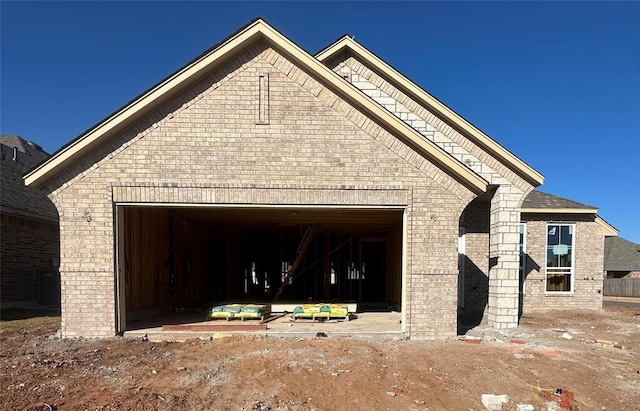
[460,199,490,316]
[327,52,534,329]
[0,213,60,306]
[521,213,603,310]
[325,53,533,192]
[43,43,475,339]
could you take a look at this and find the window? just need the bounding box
[546,224,575,292]
[281,262,293,284]
[347,261,362,280]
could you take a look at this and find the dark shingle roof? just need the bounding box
[0,135,58,220]
[522,190,597,210]
[604,236,640,271]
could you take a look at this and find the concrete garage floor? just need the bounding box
[123,311,404,341]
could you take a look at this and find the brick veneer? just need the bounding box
[325,47,605,319]
[326,53,534,329]
[521,213,604,311]
[460,199,490,314]
[0,214,60,306]
[42,44,476,339]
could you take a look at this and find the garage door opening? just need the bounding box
[115,205,404,334]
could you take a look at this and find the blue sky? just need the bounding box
[2,1,639,242]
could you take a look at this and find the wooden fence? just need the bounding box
[603,278,640,297]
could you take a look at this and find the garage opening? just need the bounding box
[116,205,404,333]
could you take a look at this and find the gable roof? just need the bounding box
[316,36,544,187]
[24,19,488,194]
[521,190,597,213]
[521,190,617,236]
[604,236,640,271]
[0,135,58,221]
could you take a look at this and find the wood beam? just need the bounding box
[273,224,319,300]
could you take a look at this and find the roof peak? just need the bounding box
[24,18,487,194]
[315,35,544,187]
[0,135,48,155]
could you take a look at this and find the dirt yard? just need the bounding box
[1,305,639,411]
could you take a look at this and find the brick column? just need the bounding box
[487,185,524,329]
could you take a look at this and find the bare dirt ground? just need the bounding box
[1,305,639,411]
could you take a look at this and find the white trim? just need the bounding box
[519,222,527,296]
[401,208,408,333]
[544,223,576,294]
[595,215,618,236]
[113,202,408,334]
[457,227,465,308]
[114,203,407,210]
[24,20,266,187]
[25,19,488,194]
[521,208,597,214]
[115,206,126,333]
[316,36,544,186]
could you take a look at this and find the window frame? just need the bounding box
[519,223,527,295]
[545,223,576,294]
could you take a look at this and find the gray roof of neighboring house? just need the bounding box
[604,236,640,271]
[522,190,596,210]
[0,135,58,220]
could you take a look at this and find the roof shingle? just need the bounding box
[604,236,640,271]
[522,190,596,210]
[0,135,58,220]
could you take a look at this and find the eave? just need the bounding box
[596,215,618,236]
[25,19,488,195]
[520,208,598,214]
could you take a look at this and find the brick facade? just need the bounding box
[459,199,490,315]
[31,24,604,339]
[42,44,475,339]
[326,50,606,320]
[0,214,60,306]
[326,53,534,329]
[521,213,604,310]
[1,136,60,308]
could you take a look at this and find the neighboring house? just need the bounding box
[1,135,60,308]
[604,237,640,279]
[23,19,610,339]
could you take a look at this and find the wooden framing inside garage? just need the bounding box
[115,204,406,333]
[19,19,552,339]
